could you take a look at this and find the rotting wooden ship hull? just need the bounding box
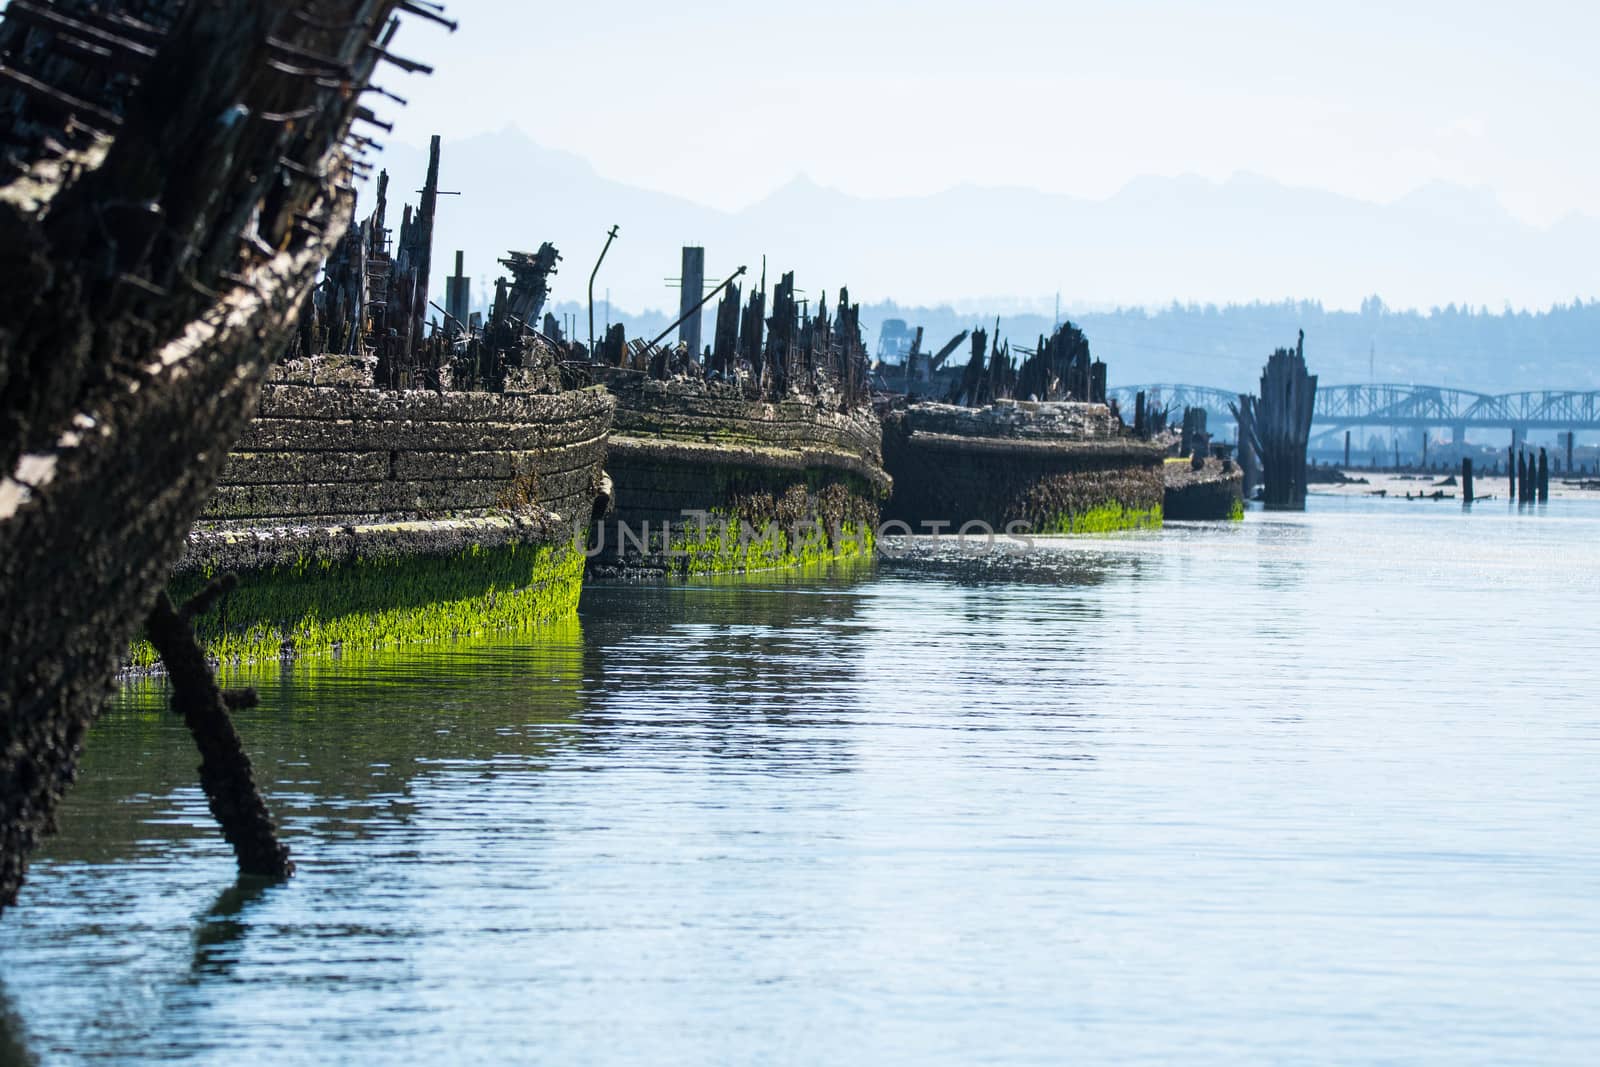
[581,262,888,577]
[591,378,888,577]
[882,401,1165,534]
[0,1,446,909]
[146,127,620,668]
[134,356,614,668]
[1163,456,1245,521]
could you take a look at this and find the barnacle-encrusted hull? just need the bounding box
[1163,457,1246,521]
[591,378,889,576]
[882,401,1166,534]
[144,370,615,666]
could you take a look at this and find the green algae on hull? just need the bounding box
[130,542,584,669]
[668,514,877,576]
[1030,501,1164,536]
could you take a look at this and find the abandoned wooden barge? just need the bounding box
[881,324,1165,533]
[584,260,888,576]
[147,138,614,668]
[1157,407,1247,521]
[1162,456,1246,520]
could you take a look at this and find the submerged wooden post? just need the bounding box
[1508,445,1516,498]
[1344,430,1351,467]
[1462,458,1474,504]
[1539,447,1550,502]
[144,583,293,880]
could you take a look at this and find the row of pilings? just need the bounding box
[1508,447,1551,503]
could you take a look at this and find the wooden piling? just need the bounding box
[678,246,705,357]
[1463,458,1474,504]
[1344,430,1351,467]
[1538,447,1550,502]
[1236,331,1316,510]
[1180,407,1208,458]
[1234,396,1259,497]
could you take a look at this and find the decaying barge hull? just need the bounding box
[586,263,887,576]
[883,400,1165,533]
[595,378,886,575]
[156,142,614,666]
[151,361,613,668]
[0,1,442,908]
[1162,456,1245,521]
[882,323,1164,533]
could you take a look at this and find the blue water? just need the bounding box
[2,496,1598,1064]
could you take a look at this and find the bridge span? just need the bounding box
[1107,383,1600,440]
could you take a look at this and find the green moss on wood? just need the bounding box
[669,512,875,576]
[130,542,583,669]
[1031,501,1164,536]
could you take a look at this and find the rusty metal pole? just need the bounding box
[587,224,620,355]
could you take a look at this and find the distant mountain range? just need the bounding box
[365,128,1600,391]
[372,127,1598,315]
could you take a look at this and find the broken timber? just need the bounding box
[1234,331,1318,511]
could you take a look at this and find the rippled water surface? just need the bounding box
[4,497,1599,1064]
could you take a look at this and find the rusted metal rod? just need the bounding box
[587,224,619,355]
[647,265,747,350]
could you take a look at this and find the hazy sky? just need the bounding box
[379,0,1600,227]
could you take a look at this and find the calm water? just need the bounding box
[3,497,1599,1064]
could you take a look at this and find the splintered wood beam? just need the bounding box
[19,3,167,49]
[0,65,123,130]
[369,45,434,75]
[398,1,461,30]
[2,1,159,62]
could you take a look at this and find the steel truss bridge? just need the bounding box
[1107,383,1600,437]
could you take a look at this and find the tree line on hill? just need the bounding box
[541,296,1600,394]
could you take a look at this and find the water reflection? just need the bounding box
[0,986,33,1067]
[879,533,1130,587]
[574,566,875,773]
[61,619,589,864]
[189,877,277,980]
[4,505,1600,1063]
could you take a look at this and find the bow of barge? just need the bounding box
[585,267,889,577]
[152,139,615,667]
